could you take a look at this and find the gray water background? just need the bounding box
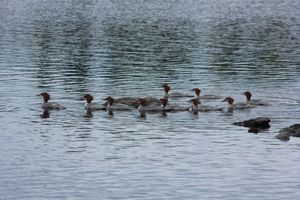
[0,0,300,199]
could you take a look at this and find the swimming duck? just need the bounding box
[189,98,222,112]
[222,96,254,109]
[162,83,193,99]
[242,91,270,106]
[37,92,65,110]
[83,94,105,110]
[104,96,132,111]
[191,88,222,100]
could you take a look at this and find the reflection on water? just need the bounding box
[83,109,93,118]
[40,110,50,118]
[31,5,94,93]
[209,16,300,82]
[101,18,198,92]
[1,0,300,200]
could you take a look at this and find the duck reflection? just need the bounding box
[161,110,167,117]
[40,109,50,118]
[83,109,93,118]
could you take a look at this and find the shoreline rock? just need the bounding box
[233,117,271,133]
[276,124,300,141]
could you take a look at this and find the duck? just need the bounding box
[191,88,222,100]
[189,98,223,112]
[242,91,270,106]
[135,98,165,112]
[104,96,132,111]
[37,92,65,110]
[110,96,160,108]
[83,94,105,110]
[222,96,254,110]
[162,83,193,99]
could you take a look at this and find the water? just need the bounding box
[1,0,300,199]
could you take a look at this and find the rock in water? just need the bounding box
[233,117,271,133]
[276,124,300,141]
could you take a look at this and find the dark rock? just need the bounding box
[276,124,300,141]
[275,132,290,141]
[248,128,260,134]
[233,117,271,131]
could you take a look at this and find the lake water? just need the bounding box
[1,0,300,199]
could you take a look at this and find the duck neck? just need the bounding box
[163,93,169,99]
[192,103,198,111]
[138,104,144,111]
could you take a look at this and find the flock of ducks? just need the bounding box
[36,84,269,118]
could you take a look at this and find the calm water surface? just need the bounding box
[1,0,300,199]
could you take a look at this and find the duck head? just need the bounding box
[222,97,234,105]
[104,96,114,106]
[37,92,50,103]
[83,94,94,104]
[191,88,201,96]
[243,91,252,101]
[161,84,170,94]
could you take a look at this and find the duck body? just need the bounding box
[189,98,222,113]
[246,99,270,106]
[42,102,66,110]
[105,96,132,111]
[201,94,222,100]
[198,105,223,112]
[114,96,160,108]
[223,97,254,110]
[107,103,132,111]
[162,84,193,99]
[243,91,270,106]
[83,94,105,111]
[233,102,255,110]
[84,102,105,111]
[168,92,193,99]
[191,88,222,101]
[37,92,65,110]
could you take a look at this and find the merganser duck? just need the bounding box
[222,96,254,109]
[191,88,222,100]
[189,98,222,112]
[242,91,270,106]
[83,94,105,110]
[135,97,168,113]
[162,83,193,99]
[37,92,65,110]
[111,96,160,108]
[113,97,139,107]
[104,96,132,111]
